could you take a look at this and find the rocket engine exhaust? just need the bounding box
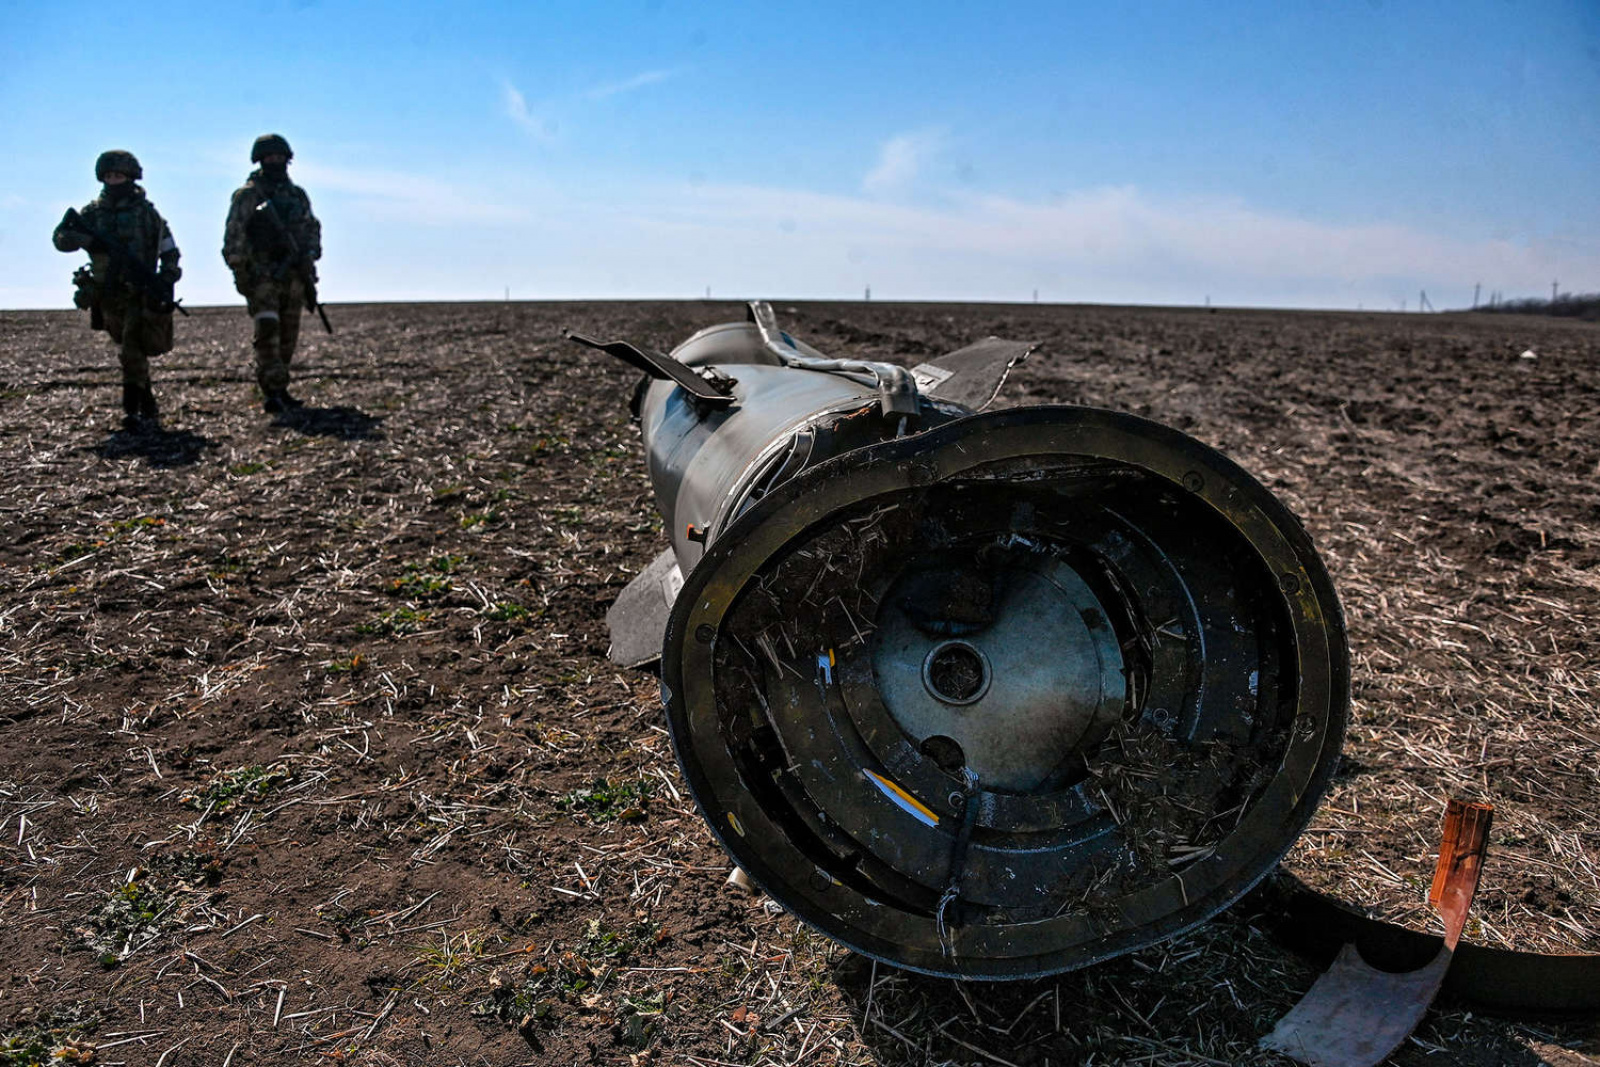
[568,303,1348,979]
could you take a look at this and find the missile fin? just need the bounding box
[912,338,1035,411]
[606,547,685,668]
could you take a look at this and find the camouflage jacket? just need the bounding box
[222,171,322,276]
[52,186,181,291]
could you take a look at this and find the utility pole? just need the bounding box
[1033,288,1038,304]
[1553,280,1560,304]
[1472,282,1480,309]
[865,285,871,301]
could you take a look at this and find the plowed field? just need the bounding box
[1,301,1595,1065]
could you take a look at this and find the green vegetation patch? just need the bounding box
[108,515,166,535]
[484,601,530,622]
[180,763,293,813]
[472,921,663,1037]
[391,572,451,599]
[358,607,433,636]
[390,554,466,598]
[472,961,574,1027]
[228,461,267,476]
[554,777,653,823]
[83,851,222,967]
[52,541,105,565]
[617,990,667,1049]
[580,918,662,964]
[0,1004,99,1066]
[324,653,366,674]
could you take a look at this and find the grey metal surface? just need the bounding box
[563,330,734,406]
[571,307,1348,979]
[605,547,682,668]
[661,404,1349,979]
[638,362,884,570]
[1261,944,1453,1067]
[748,300,919,415]
[911,337,1035,411]
[871,555,1126,792]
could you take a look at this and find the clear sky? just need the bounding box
[2,0,1596,310]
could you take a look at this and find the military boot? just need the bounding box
[137,386,160,425]
[264,388,304,415]
[121,383,141,431]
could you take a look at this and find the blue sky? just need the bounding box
[2,0,1596,309]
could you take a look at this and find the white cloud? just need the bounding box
[584,67,682,100]
[863,129,948,195]
[605,178,1597,305]
[501,79,554,139]
[291,161,529,226]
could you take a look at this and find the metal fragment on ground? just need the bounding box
[1262,799,1493,1067]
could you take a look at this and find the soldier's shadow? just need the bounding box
[273,404,384,441]
[93,425,215,468]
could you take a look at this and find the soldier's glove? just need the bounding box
[154,277,177,310]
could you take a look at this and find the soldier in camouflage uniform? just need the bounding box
[52,150,182,431]
[222,133,323,413]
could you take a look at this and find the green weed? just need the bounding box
[357,607,433,635]
[228,461,267,476]
[0,1004,99,1066]
[580,918,661,964]
[555,777,653,823]
[616,990,666,1049]
[413,930,486,992]
[391,572,451,599]
[85,878,175,965]
[484,601,530,622]
[52,541,105,565]
[180,764,292,813]
[108,516,165,534]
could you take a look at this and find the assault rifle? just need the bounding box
[60,207,188,316]
[254,199,333,334]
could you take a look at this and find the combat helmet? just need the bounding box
[251,133,294,163]
[95,150,142,181]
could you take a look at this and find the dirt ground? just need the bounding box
[0,299,1595,1066]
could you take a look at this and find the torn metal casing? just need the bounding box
[1261,800,1494,1067]
[661,404,1348,978]
[574,304,1349,978]
[585,303,1021,666]
[1265,872,1600,1019]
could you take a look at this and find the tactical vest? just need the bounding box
[246,182,311,259]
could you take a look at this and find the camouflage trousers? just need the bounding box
[98,298,173,393]
[238,274,304,394]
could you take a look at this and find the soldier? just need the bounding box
[223,133,323,413]
[52,150,182,431]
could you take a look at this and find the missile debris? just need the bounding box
[569,302,1349,978]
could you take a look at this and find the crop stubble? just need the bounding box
[0,301,1595,1065]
